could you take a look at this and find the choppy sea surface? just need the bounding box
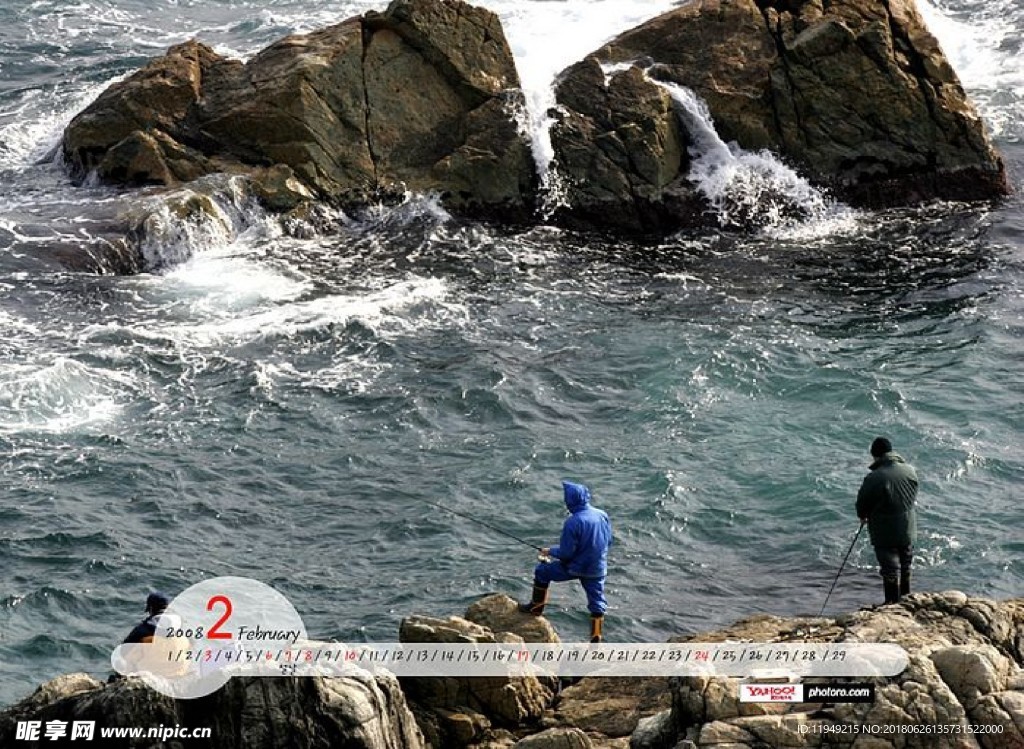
[0,0,1021,707]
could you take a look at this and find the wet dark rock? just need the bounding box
[62,0,535,222]
[550,0,1010,232]
[56,0,1011,256]
[547,60,703,234]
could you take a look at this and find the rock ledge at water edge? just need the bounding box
[2,592,1023,748]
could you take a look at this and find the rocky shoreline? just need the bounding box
[52,0,1011,272]
[2,591,1023,748]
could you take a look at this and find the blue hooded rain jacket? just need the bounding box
[549,481,612,578]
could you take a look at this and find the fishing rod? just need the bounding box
[819,521,865,617]
[425,499,545,553]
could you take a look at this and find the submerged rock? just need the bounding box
[550,0,1010,232]
[62,0,535,221]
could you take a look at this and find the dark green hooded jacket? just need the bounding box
[856,452,918,548]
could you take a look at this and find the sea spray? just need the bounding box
[647,76,837,230]
[498,0,679,217]
[510,95,569,217]
[131,176,274,271]
[918,0,1023,140]
[0,78,123,170]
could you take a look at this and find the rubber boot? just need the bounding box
[589,614,604,643]
[883,575,900,604]
[518,583,549,616]
[899,569,911,598]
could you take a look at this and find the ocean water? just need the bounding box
[0,0,1022,708]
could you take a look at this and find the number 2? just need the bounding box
[207,595,233,640]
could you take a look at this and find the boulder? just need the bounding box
[514,727,593,749]
[554,677,673,738]
[659,592,1024,749]
[62,40,235,183]
[398,609,555,747]
[62,0,535,220]
[628,709,675,749]
[549,0,1009,232]
[465,594,562,644]
[548,61,699,233]
[0,671,425,749]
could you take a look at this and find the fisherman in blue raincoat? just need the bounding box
[519,481,612,642]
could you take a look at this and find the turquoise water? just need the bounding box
[1,0,1022,708]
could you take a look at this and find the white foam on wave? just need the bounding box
[0,357,133,435]
[158,251,309,315]
[67,273,466,405]
[0,78,121,170]
[85,271,461,354]
[918,1,1007,88]
[918,0,1024,139]
[174,276,456,347]
[349,191,451,230]
[646,77,857,234]
[495,0,679,211]
[122,226,314,330]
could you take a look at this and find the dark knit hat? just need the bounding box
[145,591,170,613]
[870,437,893,457]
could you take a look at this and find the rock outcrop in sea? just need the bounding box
[2,592,1023,748]
[57,0,1010,268]
[549,0,1010,232]
[62,0,536,220]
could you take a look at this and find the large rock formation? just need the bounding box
[0,671,424,749]
[549,0,1010,232]
[4,593,1021,748]
[398,594,558,748]
[55,0,1011,256]
[661,591,1024,749]
[61,0,535,220]
[547,62,698,233]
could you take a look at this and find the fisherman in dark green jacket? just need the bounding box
[856,437,918,604]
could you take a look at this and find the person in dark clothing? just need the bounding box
[856,437,918,604]
[119,591,193,678]
[519,481,612,642]
[123,591,171,644]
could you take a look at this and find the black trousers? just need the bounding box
[874,545,913,579]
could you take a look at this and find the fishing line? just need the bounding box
[425,499,544,552]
